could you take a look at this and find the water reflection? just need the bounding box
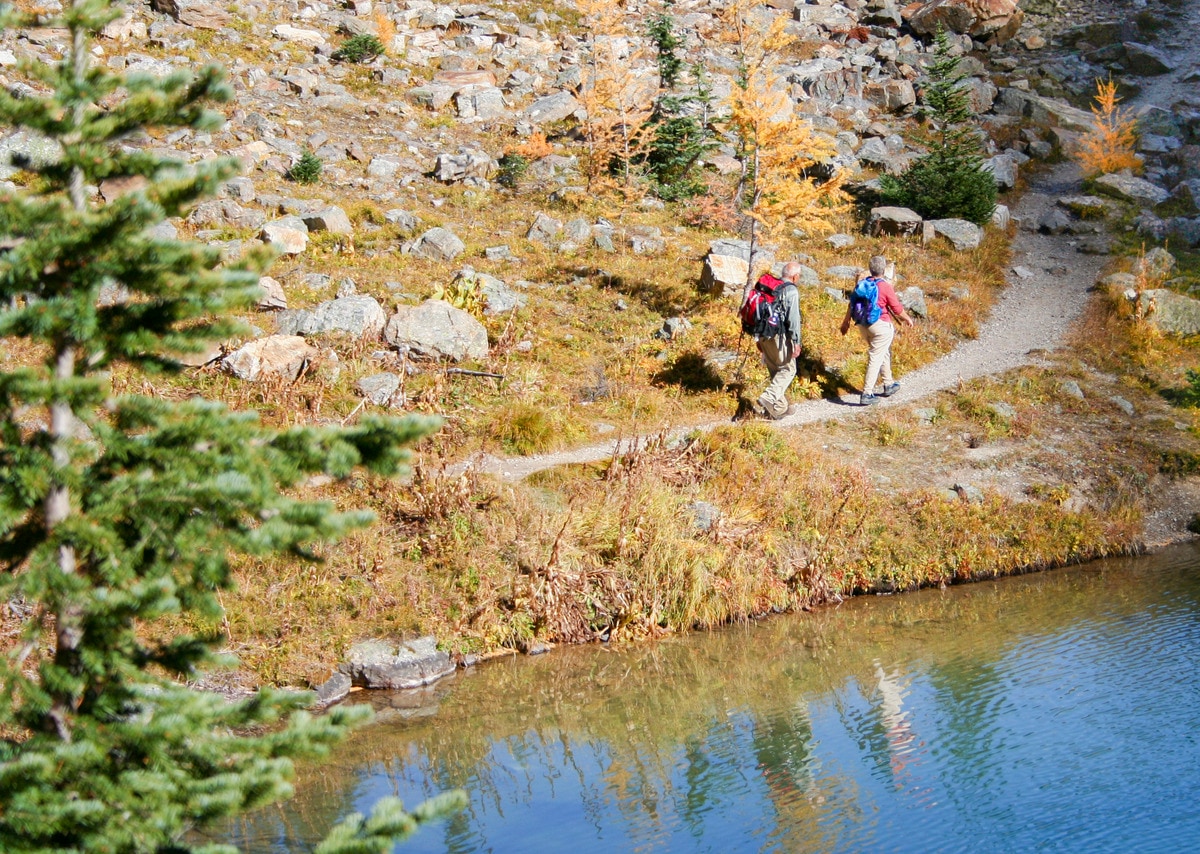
[216,544,1200,853]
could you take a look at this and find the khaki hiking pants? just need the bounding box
[757,336,798,418]
[858,320,894,394]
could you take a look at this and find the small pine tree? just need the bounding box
[0,1,463,851]
[289,147,324,184]
[879,25,997,225]
[1075,77,1141,177]
[643,6,716,201]
[332,33,385,63]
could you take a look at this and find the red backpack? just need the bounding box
[739,273,794,339]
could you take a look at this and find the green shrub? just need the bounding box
[496,152,529,189]
[287,148,322,184]
[332,33,385,63]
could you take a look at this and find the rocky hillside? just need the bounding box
[1,0,1195,441]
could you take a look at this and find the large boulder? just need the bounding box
[1139,289,1200,336]
[150,0,230,29]
[284,295,387,339]
[1094,172,1171,206]
[909,0,1023,41]
[868,206,923,237]
[223,335,316,381]
[433,148,495,183]
[385,299,489,361]
[698,239,775,296]
[924,218,985,251]
[407,226,465,262]
[338,637,455,690]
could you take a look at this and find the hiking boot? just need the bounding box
[881,382,901,397]
[751,397,770,417]
[859,393,878,406]
[770,404,797,420]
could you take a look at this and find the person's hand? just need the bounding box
[904,315,915,327]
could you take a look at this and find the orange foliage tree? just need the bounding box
[723,0,847,291]
[576,0,657,196]
[1075,78,1141,177]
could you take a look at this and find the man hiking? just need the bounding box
[750,261,804,419]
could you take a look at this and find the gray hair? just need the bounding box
[781,261,803,282]
[869,255,887,277]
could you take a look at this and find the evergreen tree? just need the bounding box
[879,26,997,226]
[0,1,463,851]
[643,6,715,201]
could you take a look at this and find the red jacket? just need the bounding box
[875,278,904,323]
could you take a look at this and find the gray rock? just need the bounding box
[338,637,455,690]
[300,206,353,235]
[1138,289,1200,335]
[924,218,984,251]
[150,0,230,29]
[0,129,66,176]
[303,295,387,339]
[455,86,506,120]
[257,275,287,310]
[1110,395,1135,416]
[825,265,860,281]
[1094,172,1170,206]
[478,275,527,315]
[689,500,720,532]
[629,227,665,255]
[868,206,923,237]
[356,372,402,405]
[1133,247,1177,279]
[1165,217,1200,247]
[368,156,403,179]
[899,286,928,318]
[1122,42,1175,76]
[434,148,495,183]
[951,483,986,504]
[190,199,267,230]
[408,227,465,262]
[313,672,352,707]
[1060,380,1085,399]
[223,335,316,381]
[526,211,563,245]
[384,209,420,234]
[990,401,1017,420]
[523,91,582,125]
[985,153,1019,190]
[260,216,309,255]
[827,233,856,250]
[385,299,489,361]
[991,204,1011,229]
[270,24,326,47]
[794,265,821,287]
[1038,208,1072,235]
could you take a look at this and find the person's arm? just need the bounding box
[787,287,803,347]
[880,280,915,327]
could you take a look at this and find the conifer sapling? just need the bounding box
[0,0,463,851]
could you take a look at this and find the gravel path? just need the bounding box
[460,1,1200,483]
[460,161,1104,482]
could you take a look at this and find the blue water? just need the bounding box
[218,544,1200,853]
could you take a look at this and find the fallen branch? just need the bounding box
[446,368,505,379]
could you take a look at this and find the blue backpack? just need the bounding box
[849,276,882,326]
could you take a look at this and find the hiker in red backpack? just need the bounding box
[750,261,804,419]
[839,255,914,406]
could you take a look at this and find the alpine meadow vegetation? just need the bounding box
[0,0,463,850]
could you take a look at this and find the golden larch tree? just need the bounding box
[577,0,657,196]
[1075,78,1141,177]
[723,0,848,291]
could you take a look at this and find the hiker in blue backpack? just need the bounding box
[751,261,804,419]
[839,255,914,406]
